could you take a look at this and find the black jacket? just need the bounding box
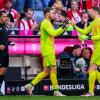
[0,23,10,53]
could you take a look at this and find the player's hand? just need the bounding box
[78,35,89,41]
[70,20,76,26]
[10,42,16,46]
[66,24,70,28]
[0,45,5,51]
[32,22,39,30]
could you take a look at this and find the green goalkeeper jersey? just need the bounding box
[40,18,64,57]
[75,18,100,48]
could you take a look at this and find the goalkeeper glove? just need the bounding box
[59,23,66,29]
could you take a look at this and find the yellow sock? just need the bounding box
[50,72,58,91]
[96,70,100,84]
[31,71,48,85]
[88,70,96,94]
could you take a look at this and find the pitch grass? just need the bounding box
[0,96,100,100]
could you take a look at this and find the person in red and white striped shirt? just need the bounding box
[18,8,38,31]
[1,0,18,29]
[3,0,18,20]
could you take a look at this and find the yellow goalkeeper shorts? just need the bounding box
[43,54,56,67]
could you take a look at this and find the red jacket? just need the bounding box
[67,10,81,20]
[67,0,92,11]
[0,0,4,9]
[85,0,92,9]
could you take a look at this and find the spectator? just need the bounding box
[67,0,92,12]
[68,44,81,59]
[3,0,18,20]
[53,0,65,28]
[1,0,18,29]
[81,47,93,75]
[76,12,91,40]
[67,0,81,23]
[18,8,38,31]
[76,12,89,29]
[74,47,92,79]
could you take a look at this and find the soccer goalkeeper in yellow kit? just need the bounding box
[25,7,68,96]
[72,7,100,96]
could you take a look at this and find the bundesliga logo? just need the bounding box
[43,84,85,91]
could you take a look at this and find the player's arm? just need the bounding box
[71,21,93,35]
[44,21,66,36]
[79,34,100,41]
[74,23,92,35]
[91,34,100,40]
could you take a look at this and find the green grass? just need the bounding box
[0,96,100,100]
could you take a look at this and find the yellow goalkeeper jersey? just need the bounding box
[40,18,64,57]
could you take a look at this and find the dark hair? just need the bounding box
[4,0,13,3]
[81,47,93,58]
[43,7,53,15]
[82,11,88,15]
[93,7,100,15]
[72,45,81,51]
[0,10,7,17]
[25,8,34,13]
[81,11,89,17]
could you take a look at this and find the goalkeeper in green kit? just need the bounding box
[71,7,100,96]
[25,7,69,96]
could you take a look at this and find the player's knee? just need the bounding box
[43,70,50,76]
[50,66,57,73]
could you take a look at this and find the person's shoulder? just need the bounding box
[11,8,18,13]
[41,19,51,26]
[42,19,50,23]
[96,18,100,21]
[91,18,100,24]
